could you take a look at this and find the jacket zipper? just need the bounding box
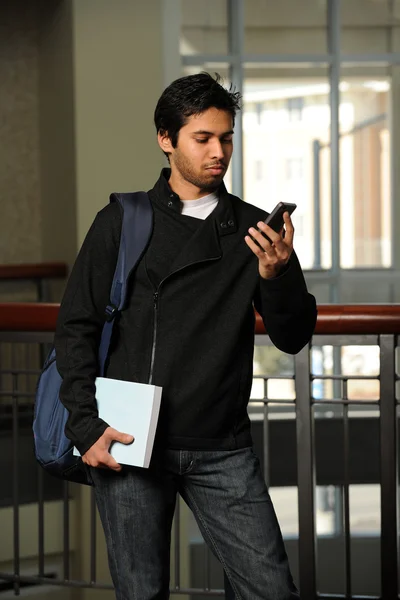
[146,256,221,385]
[148,291,158,384]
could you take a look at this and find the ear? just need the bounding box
[157,131,173,155]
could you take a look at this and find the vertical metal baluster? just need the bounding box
[12,370,20,596]
[263,378,270,488]
[90,487,97,583]
[23,342,28,406]
[37,466,45,578]
[313,139,322,269]
[204,539,211,591]
[332,348,345,542]
[342,379,352,598]
[63,481,70,581]
[294,344,316,598]
[174,498,180,591]
[34,336,45,580]
[397,345,400,598]
[0,341,3,407]
[379,334,398,598]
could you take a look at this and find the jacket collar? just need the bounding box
[151,169,238,237]
[150,169,239,273]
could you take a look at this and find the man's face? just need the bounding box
[159,107,234,193]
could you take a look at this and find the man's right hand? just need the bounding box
[82,427,134,471]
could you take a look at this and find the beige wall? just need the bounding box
[71,0,165,246]
[39,0,166,266]
[0,0,41,264]
[0,0,166,272]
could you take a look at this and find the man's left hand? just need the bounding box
[245,212,294,280]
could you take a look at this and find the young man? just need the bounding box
[55,73,317,599]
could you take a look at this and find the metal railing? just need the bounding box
[0,303,399,598]
[0,263,67,302]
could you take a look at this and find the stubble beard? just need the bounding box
[172,149,225,192]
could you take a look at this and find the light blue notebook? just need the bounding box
[73,377,162,468]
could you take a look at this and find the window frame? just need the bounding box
[180,0,400,297]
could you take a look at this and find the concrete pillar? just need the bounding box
[38,0,77,270]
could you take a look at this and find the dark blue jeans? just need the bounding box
[90,447,299,600]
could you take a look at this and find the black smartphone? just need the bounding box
[260,201,297,243]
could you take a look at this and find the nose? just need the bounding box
[209,139,224,160]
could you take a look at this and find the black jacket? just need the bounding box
[55,170,317,455]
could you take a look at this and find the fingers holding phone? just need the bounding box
[280,209,295,247]
[260,201,296,244]
[257,213,294,250]
[245,201,296,280]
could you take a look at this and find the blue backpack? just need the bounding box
[33,192,153,485]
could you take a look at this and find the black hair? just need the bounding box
[154,72,242,157]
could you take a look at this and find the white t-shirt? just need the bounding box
[181,192,219,220]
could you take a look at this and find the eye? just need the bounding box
[195,138,208,144]
[221,138,233,144]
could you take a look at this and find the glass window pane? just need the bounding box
[244,0,327,54]
[340,345,380,401]
[312,345,334,401]
[267,378,295,401]
[349,486,381,596]
[243,71,331,270]
[316,485,336,536]
[350,484,381,534]
[251,345,295,406]
[339,73,391,268]
[342,0,400,54]
[180,0,228,55]
[269,486,299,537]
[253,344,294,377]
[182,65,230,80]
[341,345,380,377]
[316,485,382,596]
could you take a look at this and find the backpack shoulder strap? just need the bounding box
[98,191,153,376]
[107,191,153,315]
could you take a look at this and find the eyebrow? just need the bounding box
[192,130,234,136]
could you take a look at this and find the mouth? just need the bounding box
[205,165,225,175]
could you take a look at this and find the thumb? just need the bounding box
[114,431,134,445]
[105,427,134,445]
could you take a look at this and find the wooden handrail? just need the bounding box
[0,303,400,334]
[0,262,67,281]
[0,303,60,331]
[256,305,400,335]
